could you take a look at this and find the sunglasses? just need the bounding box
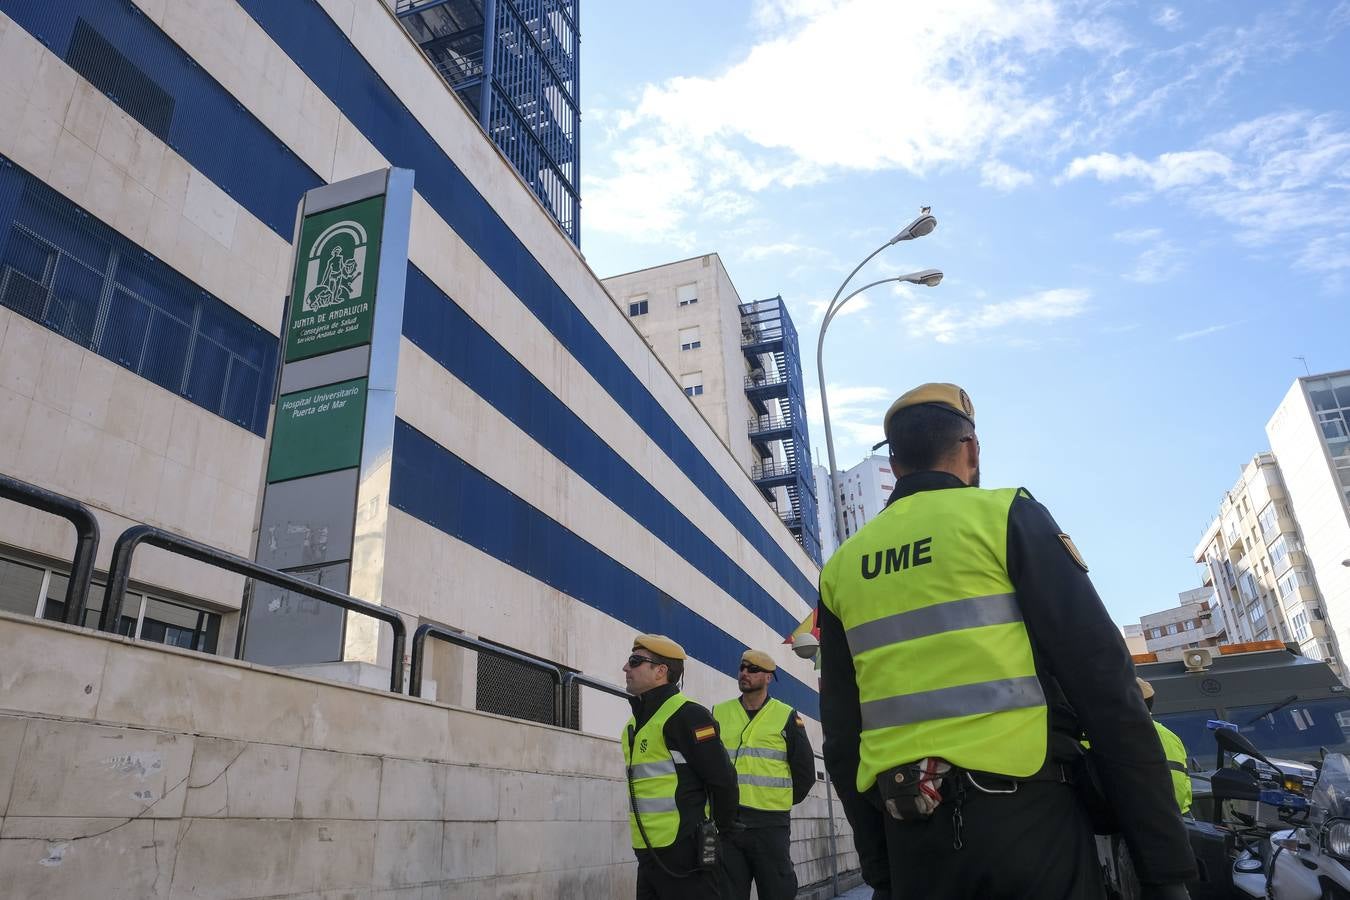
[739,663,769,674]
[627,654,661,668]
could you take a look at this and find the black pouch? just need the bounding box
[876,762,936,821]
[694,819,720,868]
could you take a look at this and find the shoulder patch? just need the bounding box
[1016,487,1036,501]
[1058,533,1088,572]
[693,724,717,743]
[795,715,805,727]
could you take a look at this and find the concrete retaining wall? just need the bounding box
[0,613,855,898]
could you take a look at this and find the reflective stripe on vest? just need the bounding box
[623,692,692,849]
[1155,721,1193,814]
[714,697,794,811]
[820,486,1049,792]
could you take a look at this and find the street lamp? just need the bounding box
[816,211,941,551]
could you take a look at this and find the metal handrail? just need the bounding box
[0,473,100,626]
[99,525,407,693]
[410,623,564,724]
[744,372,789,390]
[560,671,630,730]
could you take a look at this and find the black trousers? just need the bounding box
[635,835,727,900]
[720,824,798,900]
[882,777,1105,900]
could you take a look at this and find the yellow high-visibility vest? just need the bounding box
[821,486,1048,792]
[1155,721,1193,814]
[622,692,691,848]
[714,697,794,811]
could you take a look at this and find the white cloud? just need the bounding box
[1112,227,1164,243]
[1113,228,1185,282]
[1061,150,1233,189]
[1151,7,1183,31]
[742,242,828,261]
[981,160,1034,191]
[587,0,1077,243]
[1174,322,1239,342]
[804,384,893,451]
[1063,112,1350,288]
[902,288,1090,344]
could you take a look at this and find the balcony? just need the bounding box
[744,371,790,403]
[751,460,798,489]
[748,414,793,443]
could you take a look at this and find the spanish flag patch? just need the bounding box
[694,724,717,743]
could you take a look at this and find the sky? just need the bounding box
[575,0,1350,626]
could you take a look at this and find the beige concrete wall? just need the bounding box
[0,612,855,898]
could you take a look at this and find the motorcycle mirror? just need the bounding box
[1214,727,1281,772]
[1209,767,1261,803]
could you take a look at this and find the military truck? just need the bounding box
[1140,641,1349,769]
[1101,641,1348,900]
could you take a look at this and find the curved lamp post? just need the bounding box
[816,211,942,551]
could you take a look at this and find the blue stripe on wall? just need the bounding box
[0,0,819,614]
[404,264,801,637]
[391,419,820,719]
[234,0,821,610]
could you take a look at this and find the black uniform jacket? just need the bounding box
[627,682,739,843]
[819,471,1197,887]
[730,698,817,829]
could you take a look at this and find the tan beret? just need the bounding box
[883,383,975,432]
[741,649,777,672]
[633,634,686,660]
[1136,677,1155,701]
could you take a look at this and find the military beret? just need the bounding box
[741,649,777,672]
[883,383,975,432]
[1135,676,1155,701]
[633,634,686,660]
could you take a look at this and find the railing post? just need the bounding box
[0,474,101,626]
[824,761,840,896]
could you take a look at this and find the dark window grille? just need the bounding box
[0,159,278,435]
[475,640,580,726]
[65,18,175,142]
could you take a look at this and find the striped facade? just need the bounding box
[0,0,821,735]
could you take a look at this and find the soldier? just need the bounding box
[622,634,738,899]
[714,649,815,899]
[819,383,1195,899]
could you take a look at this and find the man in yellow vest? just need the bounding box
[818,383,1196,900]
[1138,677,1193,814]
[622,634,738,899]
[714,649,815,900]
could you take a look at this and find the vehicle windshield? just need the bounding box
[1155,698,1350,767]
[1154,709,1221,766]
[1311,753,1350,826]
[1226,698,1350,765]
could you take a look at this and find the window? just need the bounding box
[1166,623,1178,635]
[1268,535,1300,572]
[1279,568,1313,601]
[1249,602,1266,625]
[66,19,175,141]
[0,552,220,653]
[679,326,701,351]
[677,283,698,306]
[1292,611,1311,642]
[628,298,648,317]
[681,371,704,397]
[1258,503,1280,539]
[0,163,277,435]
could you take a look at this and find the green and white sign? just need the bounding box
[266,378,369,483]
[285,196,386,362]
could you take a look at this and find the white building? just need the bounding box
[1139,586,1227,657]
[1120,623,1148,655]
[1193,453,1336,667]
[836,454,896,542]
[1267,370,1350,667]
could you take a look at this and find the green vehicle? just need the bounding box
[1142,643,1350,769]
[1100,643,1348,900]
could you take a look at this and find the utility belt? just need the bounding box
[876,756,1075,823]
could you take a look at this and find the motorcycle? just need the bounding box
[1226,749,1350,899]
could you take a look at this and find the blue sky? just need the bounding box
[576,0,1350,626]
